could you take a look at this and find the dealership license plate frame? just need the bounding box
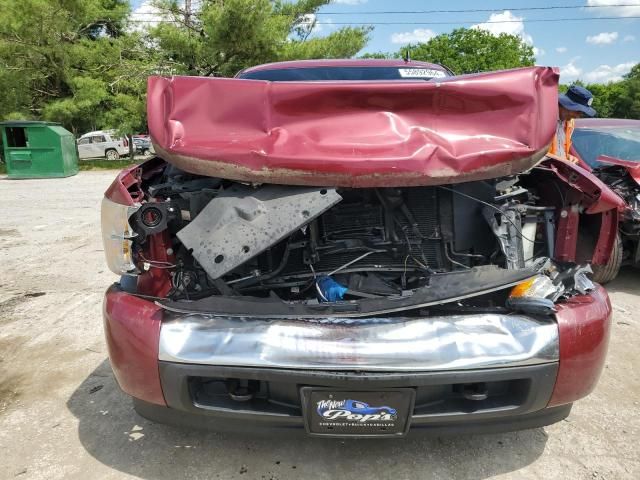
[301,388,415,438]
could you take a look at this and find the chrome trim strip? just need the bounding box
[158,314,559,371]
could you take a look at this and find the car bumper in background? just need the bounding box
[103,284,612,436]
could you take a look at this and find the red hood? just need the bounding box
[147,67,559,187]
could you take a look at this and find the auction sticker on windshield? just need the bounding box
[398,68,447,78]
[301,388,415,437]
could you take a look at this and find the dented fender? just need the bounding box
[540,157,623,265]
[542,156,625,214]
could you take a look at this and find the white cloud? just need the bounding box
[472,11,532,43]
[332,0,368,4]
[586,32,619,45]
[320,17,336,32]
[534,47,545,57]
[556,46,568,53]
[586,0,640,17]
[298,13,320,32]
[624,35,636,42]
[390,28,436,45]
[129,0,199,32]
[584,61,637,83]
[561,58,583,82]
[129,0,165,32]
[471,11,543,58]
[295,14,337,36]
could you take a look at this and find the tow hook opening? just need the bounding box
[225,379,259,402]
[460,383,489,401]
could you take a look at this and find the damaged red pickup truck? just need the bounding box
[102,60,618,437]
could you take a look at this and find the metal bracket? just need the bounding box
[483,206,525,269]
[177,184,342,279]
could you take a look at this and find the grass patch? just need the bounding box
[0,158,140,175]
[79,159,138,171]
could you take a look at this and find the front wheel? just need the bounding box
[592,233,623,284]
[105,149,120,160]
[142,149,150,156]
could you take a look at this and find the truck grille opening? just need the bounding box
[188,376,531,417]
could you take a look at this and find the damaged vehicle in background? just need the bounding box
[102,60,618,437]
[571,118,640,283]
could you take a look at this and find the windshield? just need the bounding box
[237,66,449,81]
[573,126,640,168]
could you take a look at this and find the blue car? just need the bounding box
[344,400,396,416]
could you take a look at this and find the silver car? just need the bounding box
[77,130,130,160]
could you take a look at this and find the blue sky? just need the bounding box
[131,0,639,83]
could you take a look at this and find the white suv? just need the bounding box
[77,130,130,160]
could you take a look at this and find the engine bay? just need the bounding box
[594,165,640,229]
[116,159,609,318]
[592,164,640,267]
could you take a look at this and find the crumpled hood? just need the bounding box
[147,66,559,187]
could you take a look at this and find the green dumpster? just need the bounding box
[0,120,78,179]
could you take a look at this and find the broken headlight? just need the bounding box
[100,197,140,275]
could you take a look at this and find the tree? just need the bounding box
[359,52,393,60]
[612,64,640,119]
[0,0,155,134]
[149,0,371,77]
[560,63,640,119]
[402,28,535,75]
[0,0,372,134]
[583,82,627,119]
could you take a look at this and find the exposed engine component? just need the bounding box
[125,163,599,317]
[132,202,176,241]
[594,166,640,226]
[176,184,341,279]
[592,165,640,265]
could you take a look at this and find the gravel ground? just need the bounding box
[0,171,638,480]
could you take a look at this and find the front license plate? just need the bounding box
[301,388,415,437]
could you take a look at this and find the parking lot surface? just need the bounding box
[0,171,639,480]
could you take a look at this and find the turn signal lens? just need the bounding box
[509,275,560,300]
[507,275,563,315]
[510,277,537,298]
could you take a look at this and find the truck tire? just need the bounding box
[106,149,120,160]
[143,149,150,156]
[592,233,623,284]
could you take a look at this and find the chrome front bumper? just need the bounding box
[158,314,559,371]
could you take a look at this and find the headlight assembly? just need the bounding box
[101,197,140,275]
